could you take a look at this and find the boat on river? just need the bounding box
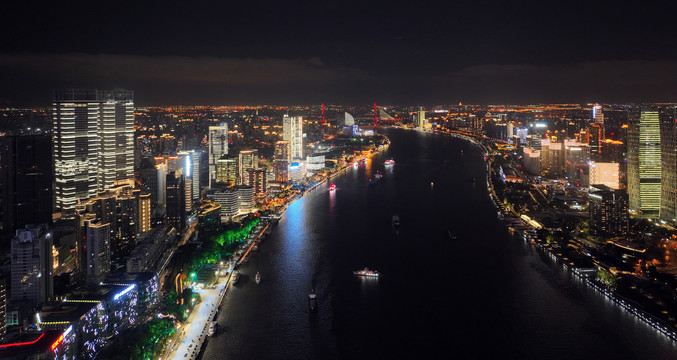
[256,272,261,284]
[353,268,380,278]
[392,215,400,227]
[368,172,383,187]
[385,159,395,165]
[308,290,318,313]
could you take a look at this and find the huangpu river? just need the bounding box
[200,128,676,359]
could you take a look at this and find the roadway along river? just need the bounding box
[200,128,677,359]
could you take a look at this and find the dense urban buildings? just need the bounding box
[8,100,677,357]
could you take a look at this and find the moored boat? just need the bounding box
[255,272,261,284]
[392,215,400,227]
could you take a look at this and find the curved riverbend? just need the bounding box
[200,128,677,360]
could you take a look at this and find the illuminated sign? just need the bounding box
[50,334,64,351]
[113,284,136,301]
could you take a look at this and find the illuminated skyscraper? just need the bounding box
[660,106,677,223]
[53,89,134,218]
[208,123,228,187]
[627,107,661,215]
[564,141,589,185]
[216,155,238,186]
[283,115,303,159]
[417,110,426,128]
[587,124,603,157]
[177,150,200,207]
[238,149,258,184]
[344,112,355,127]
[245,169,267,202]
[274,141,291,182]
[540,139,564,177]
[592,104,604,126]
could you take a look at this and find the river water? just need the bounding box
[201,128,676,359]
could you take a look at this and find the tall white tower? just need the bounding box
[592,104,604,126]
[283,115,303,159]
[208,123,228,187]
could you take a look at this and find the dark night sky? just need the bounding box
[2,0,677,106]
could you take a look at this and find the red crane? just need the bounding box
[373,103,378,126]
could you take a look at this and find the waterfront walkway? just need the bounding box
[166,279,228,360]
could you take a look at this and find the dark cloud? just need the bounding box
[1,53,676,106]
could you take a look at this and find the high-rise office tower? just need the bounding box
[417,110,426,128]
[10,224,53,303]
[238,150,258,185]
[283,115,303,159]
[564,141,589,185]
[166,171,186,232]
[0,135,52,235]
[660,106,677,223]
[215,155,238,186]
[274,141,291,183]
[245,169,267,202]
[53,89,134,218]
[177,150,200,207]
[344,112,355,127]
[589,185,628,236]
[208,124,228,188]
[540,139,565,177]
[587,124,603,157]
[77,216,111,285]
[592,104,604,126]
[628,107,661,215]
